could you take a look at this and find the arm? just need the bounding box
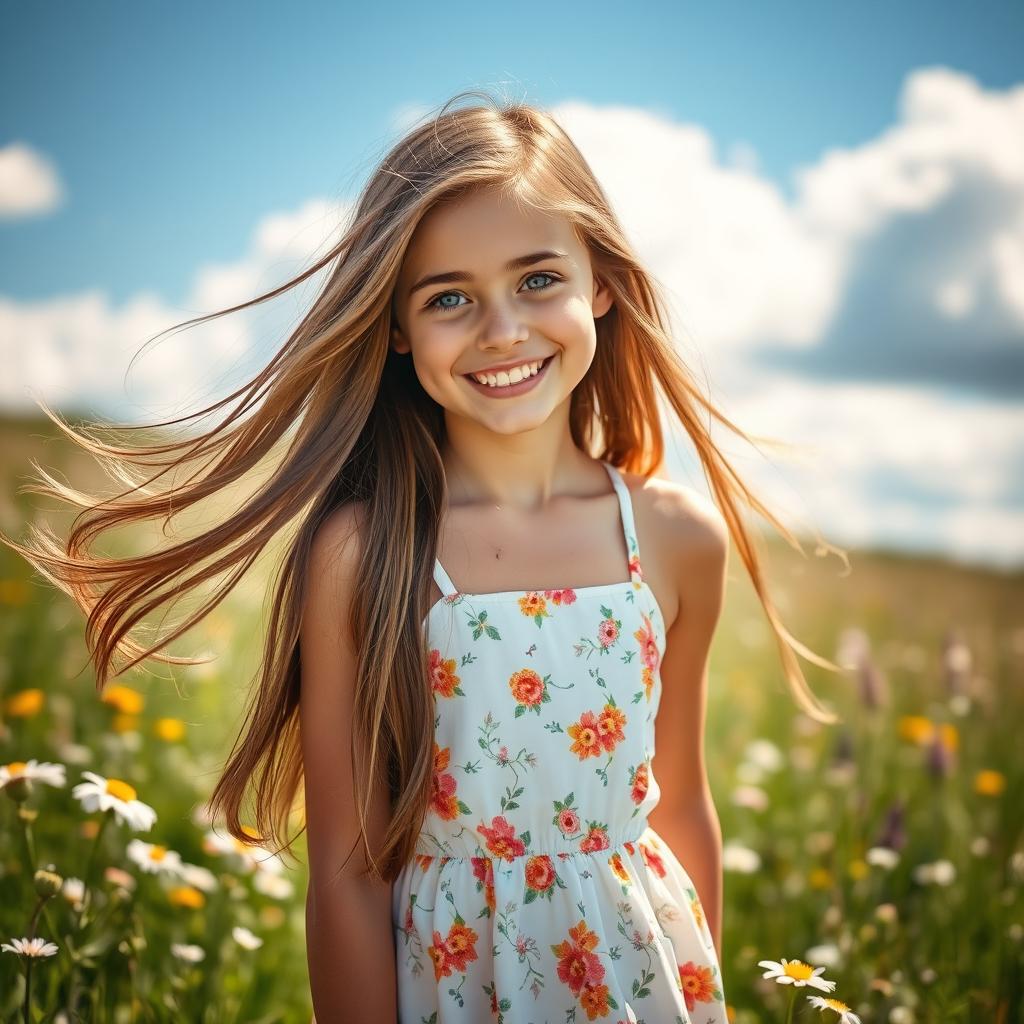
[299,503,397,1024]
[646,487,729,962]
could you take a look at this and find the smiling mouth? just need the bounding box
[463,354,554,388]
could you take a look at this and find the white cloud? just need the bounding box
[1,196,350,420]
[0,142,65,219]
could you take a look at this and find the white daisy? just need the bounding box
[253,870,294,900]
[61,877,86,911]
[1,936,59,958]
[178,862,218,893]
[232,926,262,950]
[170,943,205,963]
[723,841,761,873]
[71,772,156,831]
[203,827,261,872]
[808,994,862,1023]
[758,958,837,992]
[0,759,66,790]
[866,846,899,870]
[126,839,184,877]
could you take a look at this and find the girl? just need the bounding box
[4,90,843,1022]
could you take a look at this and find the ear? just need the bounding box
[591,274,614,320]
[390,321,411,356]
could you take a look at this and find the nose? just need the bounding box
[477,302,529,351]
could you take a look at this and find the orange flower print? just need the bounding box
[623,841,636,855]
[427,918,479,980]
[596,702,627,753]
[543,588,577,606]
[518,592,550,624]
[579,981,613,1020]
[678,960,720,1013]
[509,668,548,716]
[568,711,603,760]
[430,742,464,820]
[477,815,528,861]
[579,823,611,853]
[429,647,463,699]
[630,761,649,805]
[414,853,433,872]
[552,920,604,996]
[690,893,706,932]
[641,665,654,701]
[524,854,558,901]
[639,840,666,878]
[608,852,630,885]
[628,553,643,581]
[633,612,660,671]
[471,856,496,913]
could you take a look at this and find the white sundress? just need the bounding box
[391,460,729,1024]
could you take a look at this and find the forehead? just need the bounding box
[400,188,581,277]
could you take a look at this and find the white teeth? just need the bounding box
[471,358,544,387]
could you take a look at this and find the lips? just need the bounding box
[463,355,552,382]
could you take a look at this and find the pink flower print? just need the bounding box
[633,612,660,671]
[598,616,620,648]
[557,808,581,836]
[477,815,528,862]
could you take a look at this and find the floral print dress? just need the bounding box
[392,461,728,1024]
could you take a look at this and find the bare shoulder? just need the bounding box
[621,471,729,627]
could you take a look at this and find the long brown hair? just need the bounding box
[1,88,845,884]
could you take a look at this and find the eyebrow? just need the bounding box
[408,250,569,297]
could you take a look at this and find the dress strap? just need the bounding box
[601,461,644,585]
[432,556,459,597]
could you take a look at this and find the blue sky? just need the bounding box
[2,1,1022,568]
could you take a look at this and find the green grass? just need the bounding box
[1,413,1021,1023]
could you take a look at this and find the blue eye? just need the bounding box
[425,271,560,314]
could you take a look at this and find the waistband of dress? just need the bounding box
[410,821,653,863]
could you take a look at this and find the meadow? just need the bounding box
[0,413,1020,1023]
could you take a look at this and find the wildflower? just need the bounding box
[732,785,769,812]
[898,716,933,745]
[61,878,86,911]
[232,926,263,950]
[974,770,1005,796]
[1,759,66,792]
[758,958,836,992]
[742,738,784,772]
[4,688,45,718]
[34,867,64,898]
[126,839,184,877]
[912,860,956,886]
[100,685,144,715]
[866,846,899,870]
[805,943,841,968]
[72,771,156,831]
[1,936,59,958]
[807,995,862,1023]
[722,841,760,873]
[178,862,218,892]
[170,943,205,963]
[167,886,205,909]
[154,718,186,742]
[942,629,972,696]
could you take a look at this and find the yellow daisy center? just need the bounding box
[823,998,851,1012]
[784,960,815,980]
[149,845,167,861]
[105,778,138,802]
[7,762,27,776]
